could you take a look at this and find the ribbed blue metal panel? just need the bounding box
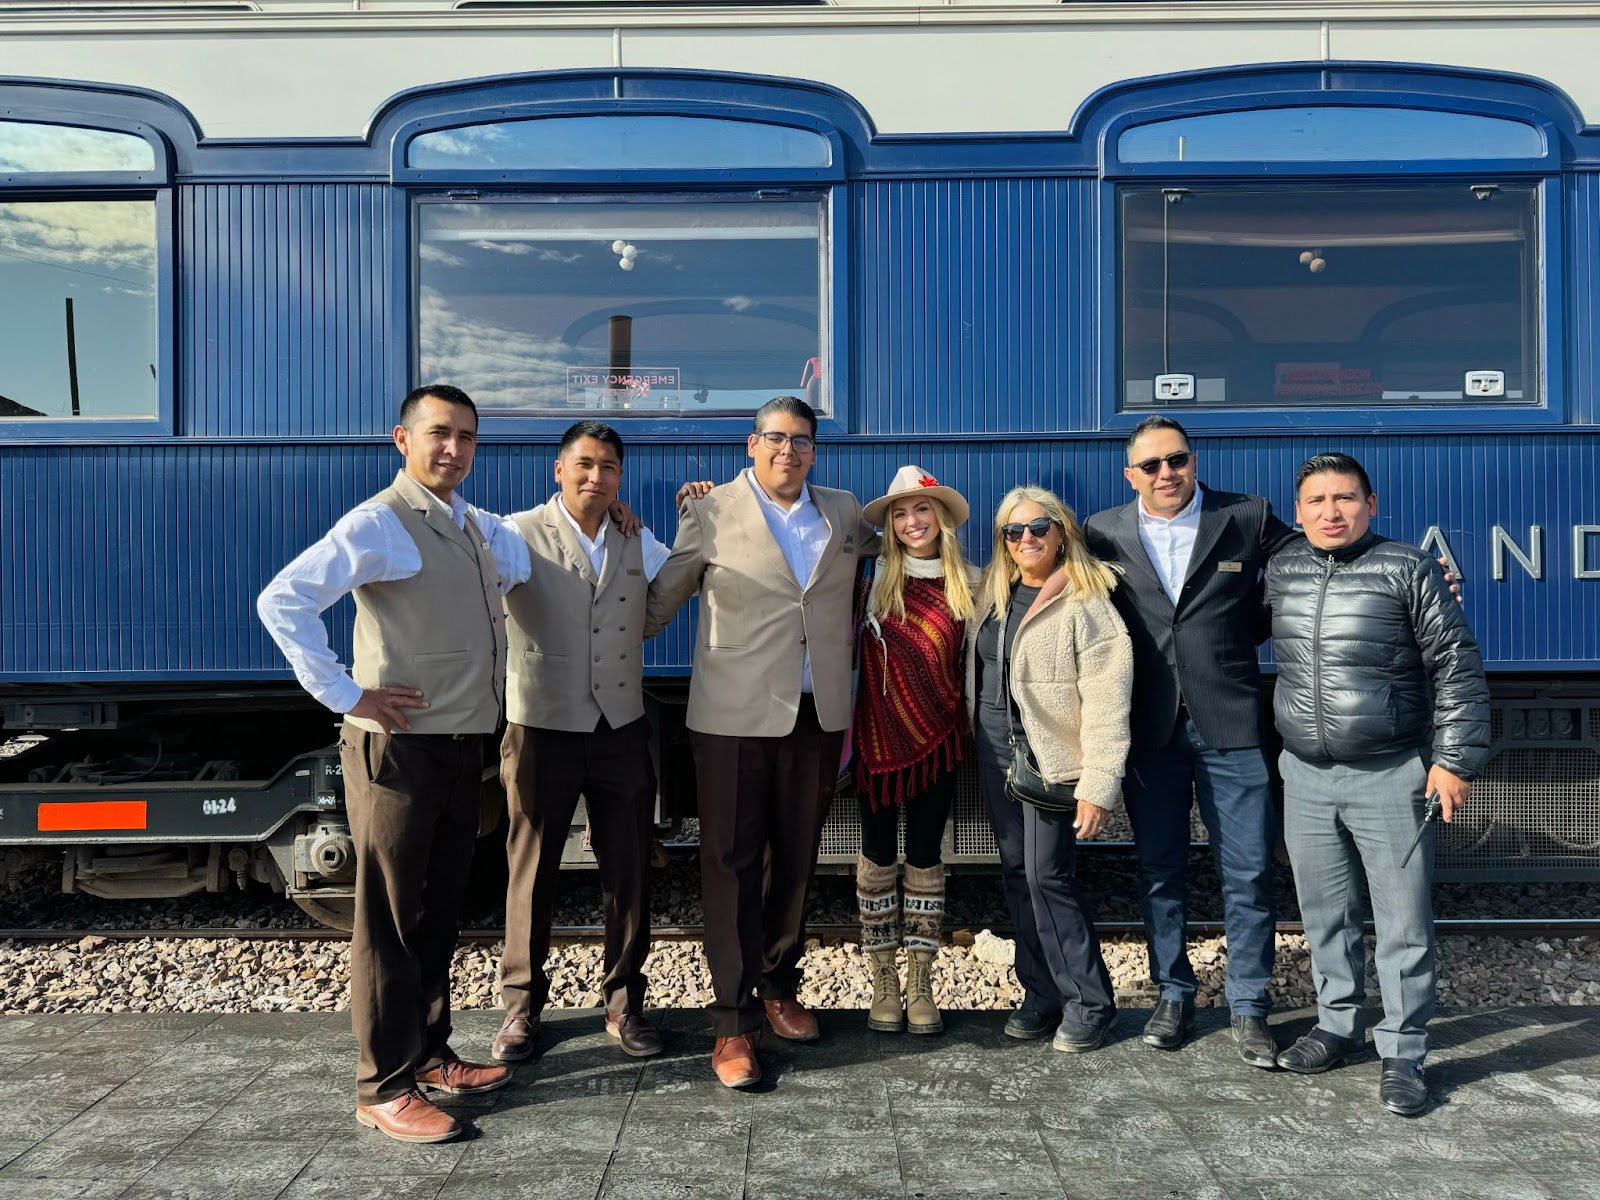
[181,184,390,437]
[1568,173,1600,428]
[3,436,1595,679]
[854,178,1098,435]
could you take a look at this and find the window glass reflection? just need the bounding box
[408,116,830,171]
[1119,185,1538,408]
[0,121,156,173]
[416,198,828,415]
[1118,107,1544,164]
[0,199,158,419]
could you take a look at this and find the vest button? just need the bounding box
[594,655,601,662]
[593,627,600,634]
[618,596,626,602]
[594,684,600,691]
[800,636,807,644]
[618,627,626,632]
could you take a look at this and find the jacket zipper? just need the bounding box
[1312,553,1335,759]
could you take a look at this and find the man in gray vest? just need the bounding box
[491,421,673,1064]
[258,385,519,1144]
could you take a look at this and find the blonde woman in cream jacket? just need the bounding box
[964,485,1134,1053]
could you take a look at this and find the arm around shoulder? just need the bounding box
[643,498,708,638]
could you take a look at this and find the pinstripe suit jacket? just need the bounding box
[1084,487,1295,752]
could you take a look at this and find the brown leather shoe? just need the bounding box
[491,1016,539,1063]
[355,1091,460,1144]
[416,1056,512,1096]
[606,1012,664,1058]
[712,1034,761,1089]
[764,998,820,1042]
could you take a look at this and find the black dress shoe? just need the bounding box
[1276,1027,1364,1074]
[1231,1015,1279,1069]
[1380,1058,1428,1116]
[606,1013,664,1058]
[1141,999,1195,1050]
[1053,1016,1113,1054]
[1004,1007,1060,1041]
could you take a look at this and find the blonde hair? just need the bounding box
[869,496,976,623]
[978,485,1119,615]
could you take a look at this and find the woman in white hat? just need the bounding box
[853,465,977,1036]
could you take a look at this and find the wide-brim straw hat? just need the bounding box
[863,464,970,529]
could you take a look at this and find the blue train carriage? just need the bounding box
[1,0,1597,927]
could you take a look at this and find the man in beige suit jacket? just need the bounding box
[646,396,874,1088]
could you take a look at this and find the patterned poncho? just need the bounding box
[852,567,968,811]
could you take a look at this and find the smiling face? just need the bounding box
[747,410,815,503]
[1296,469,1378,550]
[1124,426,1198,519]
[555,435,623,526]
[394,393,477,500]
[1004,498,1063,584]
[890,497,943,559]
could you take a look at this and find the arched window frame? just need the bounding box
[383,77,853,437]
[1089,76,1570,434]
[0,96,176,439]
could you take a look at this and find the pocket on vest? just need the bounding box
[413,650,471,664]
[522,649,568,663]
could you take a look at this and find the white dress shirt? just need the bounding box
[550,496,671,582]
[257,486,531,716]
[745,467,831,693]
[1136,484,1205,605]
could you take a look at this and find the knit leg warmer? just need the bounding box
[902,863,945,952]
[856,854,901,953]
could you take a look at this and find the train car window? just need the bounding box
[415,195,829,415]
[0,198,159,419]
[0,119,157,174]
[1118,184,1538,409]
[407,115,831,171]
[1118,107,1543,164]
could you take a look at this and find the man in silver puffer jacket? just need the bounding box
[1265,453,1489,1118]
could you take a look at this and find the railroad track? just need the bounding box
[3,918,1599,943]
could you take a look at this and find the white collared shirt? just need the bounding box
[1136,484,1205,605]
[258,484,531,716]
[745,467,831,692]
[551,496,671,582]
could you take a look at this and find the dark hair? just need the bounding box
[753,395,818,437]
[1295,452,1373,499]
[1126,415,1190,457]
[558,420,625,464]
[400,384,477,430]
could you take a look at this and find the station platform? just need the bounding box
[1,1005,1597,1199]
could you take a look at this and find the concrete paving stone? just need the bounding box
[746,1137,901,1182]
[36,1102,216,1149]
[436,1167,611,1200]
[1220,1173,1556,1200]
[747,1102,894,1144]
[0,1048,40,1074]
[1194,1124,1513,1178]
[1036,1096,1188,1140]
[0,1182,126,1200]
[0,1142,33,1172]
[201,1104,350,1141]
[0,1141,174,1184]
[1492,1124,1600,1170]
[0,1016,107,1048]
[116,1139,321,1200]
[1065,1177,1230,1200]
[1037,1134,1216,1187]
[0,1088,119,1140]
[598,1168,747,1200]
[605,1129,750,1178]
[452,1108,627,1169]
[300,1127,470,1178]
[277,1174,450,1200]
[744,1162,907,1200]
[1428,1068,1600,1124]
[99,1062,272,1110]
[1533,1174,1600,1200]
[897,1119,1062,1197]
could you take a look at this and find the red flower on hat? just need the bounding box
[918,476,939,487]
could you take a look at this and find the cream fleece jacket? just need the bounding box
[964,570,1135,810]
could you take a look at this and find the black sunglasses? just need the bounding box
[1002,517,1058,543]
[1131,451,1193,476]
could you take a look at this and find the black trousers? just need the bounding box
[858,768,956,869]
[690,696,844,1037]
[499,716,656,1021]
[341,728,481,1105]
[979,762,1115,1027]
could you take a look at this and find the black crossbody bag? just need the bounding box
[998,606,1078,813]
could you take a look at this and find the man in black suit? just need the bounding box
[1084,416,1295,1069]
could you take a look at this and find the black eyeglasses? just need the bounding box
[1002,517,1058,543]
[1131,451,1193,476]
[755,431,816,453]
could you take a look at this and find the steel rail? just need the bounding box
[3,917,1599,943]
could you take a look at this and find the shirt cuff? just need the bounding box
[320,676,365,717]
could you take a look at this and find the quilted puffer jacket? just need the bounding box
[1265,532,1491,779]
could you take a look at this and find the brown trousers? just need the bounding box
[341,727,481,1106]
[499,717,656,1021]
[690,696,843,1037]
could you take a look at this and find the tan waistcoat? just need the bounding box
[504,497,647,733]
[346,470,507,735]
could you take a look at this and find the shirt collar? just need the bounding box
[745,467,813,516]
[1138,483,1204,526]
[555,496,606,548]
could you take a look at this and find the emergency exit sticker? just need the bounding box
[567,368,681,408]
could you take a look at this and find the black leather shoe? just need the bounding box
[1052,1016,1113,1054]
[606,1013,663,1058]
[1004,1007,1060,1041]
[1380,1058,1428,1116]
[1141,999,1195,1050]
[1276,1027,1364,1074]
[1231,1015,1279,1069]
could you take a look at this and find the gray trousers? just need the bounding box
[1280,748,1436,1062]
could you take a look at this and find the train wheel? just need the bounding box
[293,894,356,932]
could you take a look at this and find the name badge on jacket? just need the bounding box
[1217,561,1243,573]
